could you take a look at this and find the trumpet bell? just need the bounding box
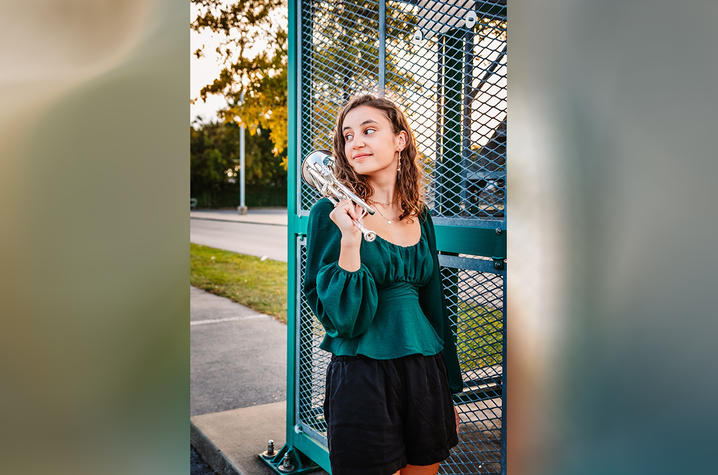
[301,149,375,218]
[301,150,335,190]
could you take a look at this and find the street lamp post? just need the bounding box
[235,92,248,215]
[237,121,247,215]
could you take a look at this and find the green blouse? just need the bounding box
[303,198,463,395]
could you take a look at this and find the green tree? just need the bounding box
[190,120,238,193]
[192,0,288,166]
[191,120,286,207]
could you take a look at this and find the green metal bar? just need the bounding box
[435,226,505,258]
[294,432,331,472]
[286,0,299,453]
[294,215,505,259]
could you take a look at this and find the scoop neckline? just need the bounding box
[372,212,425,248]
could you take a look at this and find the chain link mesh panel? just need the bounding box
[295,1,506,473]
[440,254,505,474]
[295,234,506,473]
[298,0,506,223]
[296,236,331,446]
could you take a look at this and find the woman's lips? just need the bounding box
[353,153,371,160]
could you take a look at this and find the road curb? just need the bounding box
[190,216,287,227]
[191,421,245,475]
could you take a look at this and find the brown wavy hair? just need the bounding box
[331,94,425,222]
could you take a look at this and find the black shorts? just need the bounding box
[323,352,458,475]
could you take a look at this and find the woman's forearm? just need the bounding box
[337,238,361,272]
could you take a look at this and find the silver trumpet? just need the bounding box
[301,150,377,242]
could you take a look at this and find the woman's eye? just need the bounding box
[365,128,376,135]
[344,133,353,141]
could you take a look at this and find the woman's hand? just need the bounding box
[454,405,460,436]
[329,199,363,244]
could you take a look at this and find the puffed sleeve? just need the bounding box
[303,198,379,339]
[419,208,464,395]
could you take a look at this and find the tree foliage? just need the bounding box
[191,120,286,194]
[192,0,288,165]
[309,1,416,101]
[190,121,236,192]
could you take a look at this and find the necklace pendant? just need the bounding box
[388,220,392,224]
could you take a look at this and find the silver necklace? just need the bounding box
[370,198,394,206]
[373,204,400,224]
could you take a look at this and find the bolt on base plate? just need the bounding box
[258,443,321,475]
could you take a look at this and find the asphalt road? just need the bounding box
[190,219,288,262]
[191,446,217,475]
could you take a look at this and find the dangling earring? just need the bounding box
[397,156,401,173]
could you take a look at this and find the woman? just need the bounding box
[303,94,463,475]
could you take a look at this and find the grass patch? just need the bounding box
[456,303,504,372]
[190,243,287,323]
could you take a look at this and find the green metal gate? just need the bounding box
[267,1,507,473]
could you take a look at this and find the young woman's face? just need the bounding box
[341,105,406,176]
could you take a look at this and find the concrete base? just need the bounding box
[192,401,286,475]
[191,401,328,475]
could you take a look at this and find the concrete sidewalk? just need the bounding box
[191,402,288,475]
[191,208,288,227]
[190,286,328,475]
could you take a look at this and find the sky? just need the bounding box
[190,6,227,124]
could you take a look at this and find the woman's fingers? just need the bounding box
[329,199,362,236]
[354,203,364,220]
[347,203,360,221]
[336,199,359,220]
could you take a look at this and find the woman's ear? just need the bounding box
[396,131,408,151]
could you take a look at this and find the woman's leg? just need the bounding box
[400,462,440,475]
